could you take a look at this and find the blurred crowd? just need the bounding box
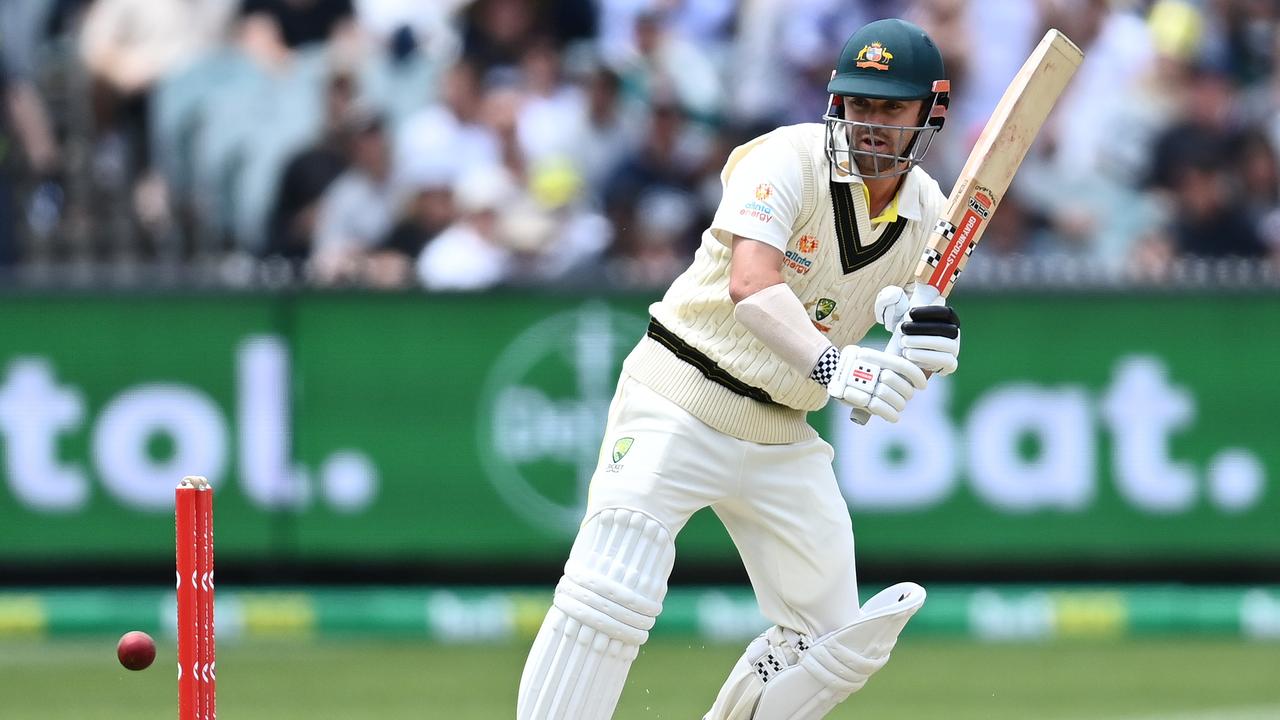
[0,0,1277,289]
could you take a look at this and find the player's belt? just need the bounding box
[646,318,777,405]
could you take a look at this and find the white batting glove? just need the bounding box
[874,285,910,329]
[821,345,928,423]
[899,304,961,375]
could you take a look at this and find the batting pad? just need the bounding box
[518,508,676,720]
[704,582,926,720]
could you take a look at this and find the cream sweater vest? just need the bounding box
[623,123,946,444]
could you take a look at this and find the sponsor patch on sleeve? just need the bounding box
[739,200,775,223]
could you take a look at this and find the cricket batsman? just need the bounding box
[518,18,962,719]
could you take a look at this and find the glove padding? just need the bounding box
[828,345,928,423]
[900,305,961,375]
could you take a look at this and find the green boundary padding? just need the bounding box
[2,586,1279,643]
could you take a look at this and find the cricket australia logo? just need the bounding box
[856,43,894,71]
[612,437,634,463]
[478,304,646,534]
[805,298,840,333]
[606,437,634,473]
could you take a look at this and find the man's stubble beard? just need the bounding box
[849,127,915,176]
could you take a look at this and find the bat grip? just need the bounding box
[849,284,941,425]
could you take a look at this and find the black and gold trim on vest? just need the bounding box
[830,181,908,274]
[646,319,777,405]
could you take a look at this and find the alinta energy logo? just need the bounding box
[477,303,647,534]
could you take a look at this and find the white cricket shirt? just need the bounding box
[623,123,947,443]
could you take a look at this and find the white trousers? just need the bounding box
[586,374,862,637]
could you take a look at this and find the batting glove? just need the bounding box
[819,345,928,423]
[874,286,911,329]
[900,305,961,375]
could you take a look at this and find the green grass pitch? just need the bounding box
[2,637,1278,718]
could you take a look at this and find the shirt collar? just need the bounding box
[860,184,900,224]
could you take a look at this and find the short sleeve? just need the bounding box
[709,136,804,252]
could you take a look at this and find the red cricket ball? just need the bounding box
[116,630,156,671]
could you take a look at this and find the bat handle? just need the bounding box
[849,284,941,425]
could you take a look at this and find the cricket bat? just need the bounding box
[852,29,1084,424]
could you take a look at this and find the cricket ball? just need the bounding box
[117,630,156,671]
